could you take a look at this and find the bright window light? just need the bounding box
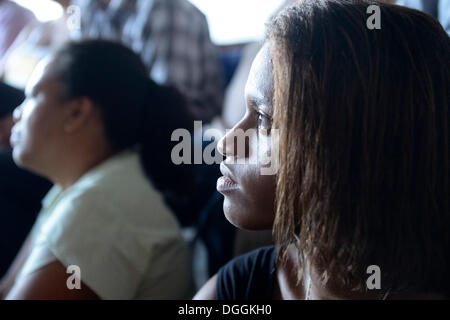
[12,0,63,22]
[188,0,285,44]
[12,0,284,44]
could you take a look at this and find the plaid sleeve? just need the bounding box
[148,0,224,123]
[107,0,224,123]
[193,12,225,123]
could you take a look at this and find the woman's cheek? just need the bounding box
[258,132,279,176]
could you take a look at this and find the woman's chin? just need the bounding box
[223,199,273,231]
[11,146,23,164]
[11,146,31,169]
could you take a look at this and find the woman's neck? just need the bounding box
[51,144,115,191]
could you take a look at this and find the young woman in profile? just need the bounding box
[195,0,450,300]
[0,40,194,299]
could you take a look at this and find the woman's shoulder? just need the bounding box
[223,245,277,273]
[216,245,277,300]
[68,151,173,220]
[36,151,183,257]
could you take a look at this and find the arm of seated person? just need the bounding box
[193,274,218,300]
[0,235,32,299]
[4,260,99,300]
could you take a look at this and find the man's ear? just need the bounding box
[63,97,96,133]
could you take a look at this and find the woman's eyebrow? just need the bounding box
[247,95,273,118]
[249,95,267,105]
[247,94,270,109]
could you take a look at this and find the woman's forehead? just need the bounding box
[25,56,62,96]
[25,68,45,98]
[245,44,274,107]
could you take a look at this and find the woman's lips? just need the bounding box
[217,175,239,192]
[9,127,19,147]
[218,163,239,192]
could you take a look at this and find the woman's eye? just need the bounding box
[257,112,272,132]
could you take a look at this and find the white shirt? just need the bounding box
[16,150,193,299]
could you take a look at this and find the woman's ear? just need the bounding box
[63,97,96,133]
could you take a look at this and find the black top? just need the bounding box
[216,245,277,300]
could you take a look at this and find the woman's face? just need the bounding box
[217,44,277,230]
[10,57,68,175]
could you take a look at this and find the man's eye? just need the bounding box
[257,112,272,131]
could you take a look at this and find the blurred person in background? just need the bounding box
[0,40,194,299]
[0,82,52,279]
[0,0,72,89]
[0,0,72,142]
[72,1,234,285]
[74,0,224,123]
[0,0,224,283]
[0,0,73,279]
[0,0,36,59]
[74,0,227,241]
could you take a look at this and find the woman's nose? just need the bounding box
[12,103,24,124]
[217,134,229,157]
[217,122,251,159]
